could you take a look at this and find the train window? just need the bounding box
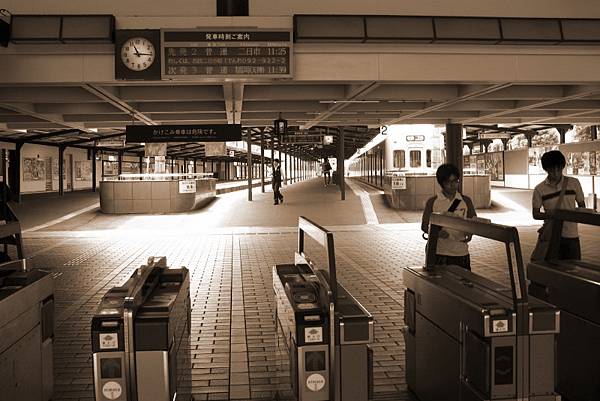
[410,150,421,167]
[393,150,405,169]
[426,150,432,167]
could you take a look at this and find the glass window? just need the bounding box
[393,150,405,168]
[410,150,421,167]
[426,150,432,167]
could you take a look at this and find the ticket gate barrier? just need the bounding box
[92,256,191,401]
[527,209,600,401]
[0,259,54,401]
[274,216,373,401]
[404,214,560,401]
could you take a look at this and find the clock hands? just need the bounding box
[132,44,141,57]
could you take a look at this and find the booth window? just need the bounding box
[410,150,422,167]
[393,150,405,168]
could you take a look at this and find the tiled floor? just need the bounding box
[11,178,600,401]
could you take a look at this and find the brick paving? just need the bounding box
[11,178,600,401]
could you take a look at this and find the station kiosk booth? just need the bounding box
[274,216,374,401]
[527,209,600,401]
[92,256,191,401]
[0,259,54,401]
[404,214,560,401]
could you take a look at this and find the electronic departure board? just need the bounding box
[161,30,293,79]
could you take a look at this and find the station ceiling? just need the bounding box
[1,81,599,160]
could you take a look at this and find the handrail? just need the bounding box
[298,216,337,303]
[544,208,600,261]
[426,213,528,332]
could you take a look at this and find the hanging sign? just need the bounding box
[161,29,293,79]
[478,132,511,140]
[126,124,241,143]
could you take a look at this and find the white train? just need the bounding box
[349,125,445,184]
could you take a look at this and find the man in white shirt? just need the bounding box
[421,164,477,270]
[532,150,585,259]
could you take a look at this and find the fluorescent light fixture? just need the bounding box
[15,129,28,133]
[89,128,98,133]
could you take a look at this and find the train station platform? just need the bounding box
[11,178,600,401]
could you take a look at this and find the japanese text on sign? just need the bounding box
[161,30,292,79]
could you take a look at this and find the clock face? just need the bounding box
[120,37,155,71]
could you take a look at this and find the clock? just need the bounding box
[121,37,155,71]
[115,29,161,80]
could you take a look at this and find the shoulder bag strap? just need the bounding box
[556,176,568,209]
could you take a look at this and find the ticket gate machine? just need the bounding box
[92,256,191,401]
[527,209,600,401]
[0,259,54,401]
[274,216,373,401]
[404,214,560,401]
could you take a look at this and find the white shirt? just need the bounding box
[532,176,584,238]
[431,192,470,256]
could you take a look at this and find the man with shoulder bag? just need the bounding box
[531,150,586,261]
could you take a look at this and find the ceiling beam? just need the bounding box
[82,84,155,126]
[461,85,600,124]
[382,83,512,126]
[301,82,380,130]
[62,131,124,146]
[0,103,86,131]
[24,128,80,141]
[223,82,244,124]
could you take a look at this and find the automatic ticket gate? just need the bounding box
[527,209,600,401]
[92,256,191,401]
[274,216,373,401]
[0,259,54,401]
[404,214,560,401]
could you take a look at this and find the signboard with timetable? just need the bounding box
[161,30,293,79]
[126,124,242,143]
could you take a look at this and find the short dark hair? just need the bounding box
[274,158,280,163]
[541,150,566,171]
[436,163,460,186]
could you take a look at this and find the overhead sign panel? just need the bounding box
[126,124,242,143]
[478,132,511,140]
[161,30,293,79]
[281,134,323,144]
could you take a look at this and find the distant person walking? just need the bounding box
[322,159,332,187]
[272,159,284,205]
[421,163,477,270]
[532,150,585,260]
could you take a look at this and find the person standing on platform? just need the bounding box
[532,150,585,260]
[421,163,477,270]
[322,159,332,187]
[272,159,284,205]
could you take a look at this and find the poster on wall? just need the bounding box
[52,159,59,180]
[74,161,92,181]
[487,152,504,181]
[528,146,558,175]
[567,151,593,175]
[23,158,46,181]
